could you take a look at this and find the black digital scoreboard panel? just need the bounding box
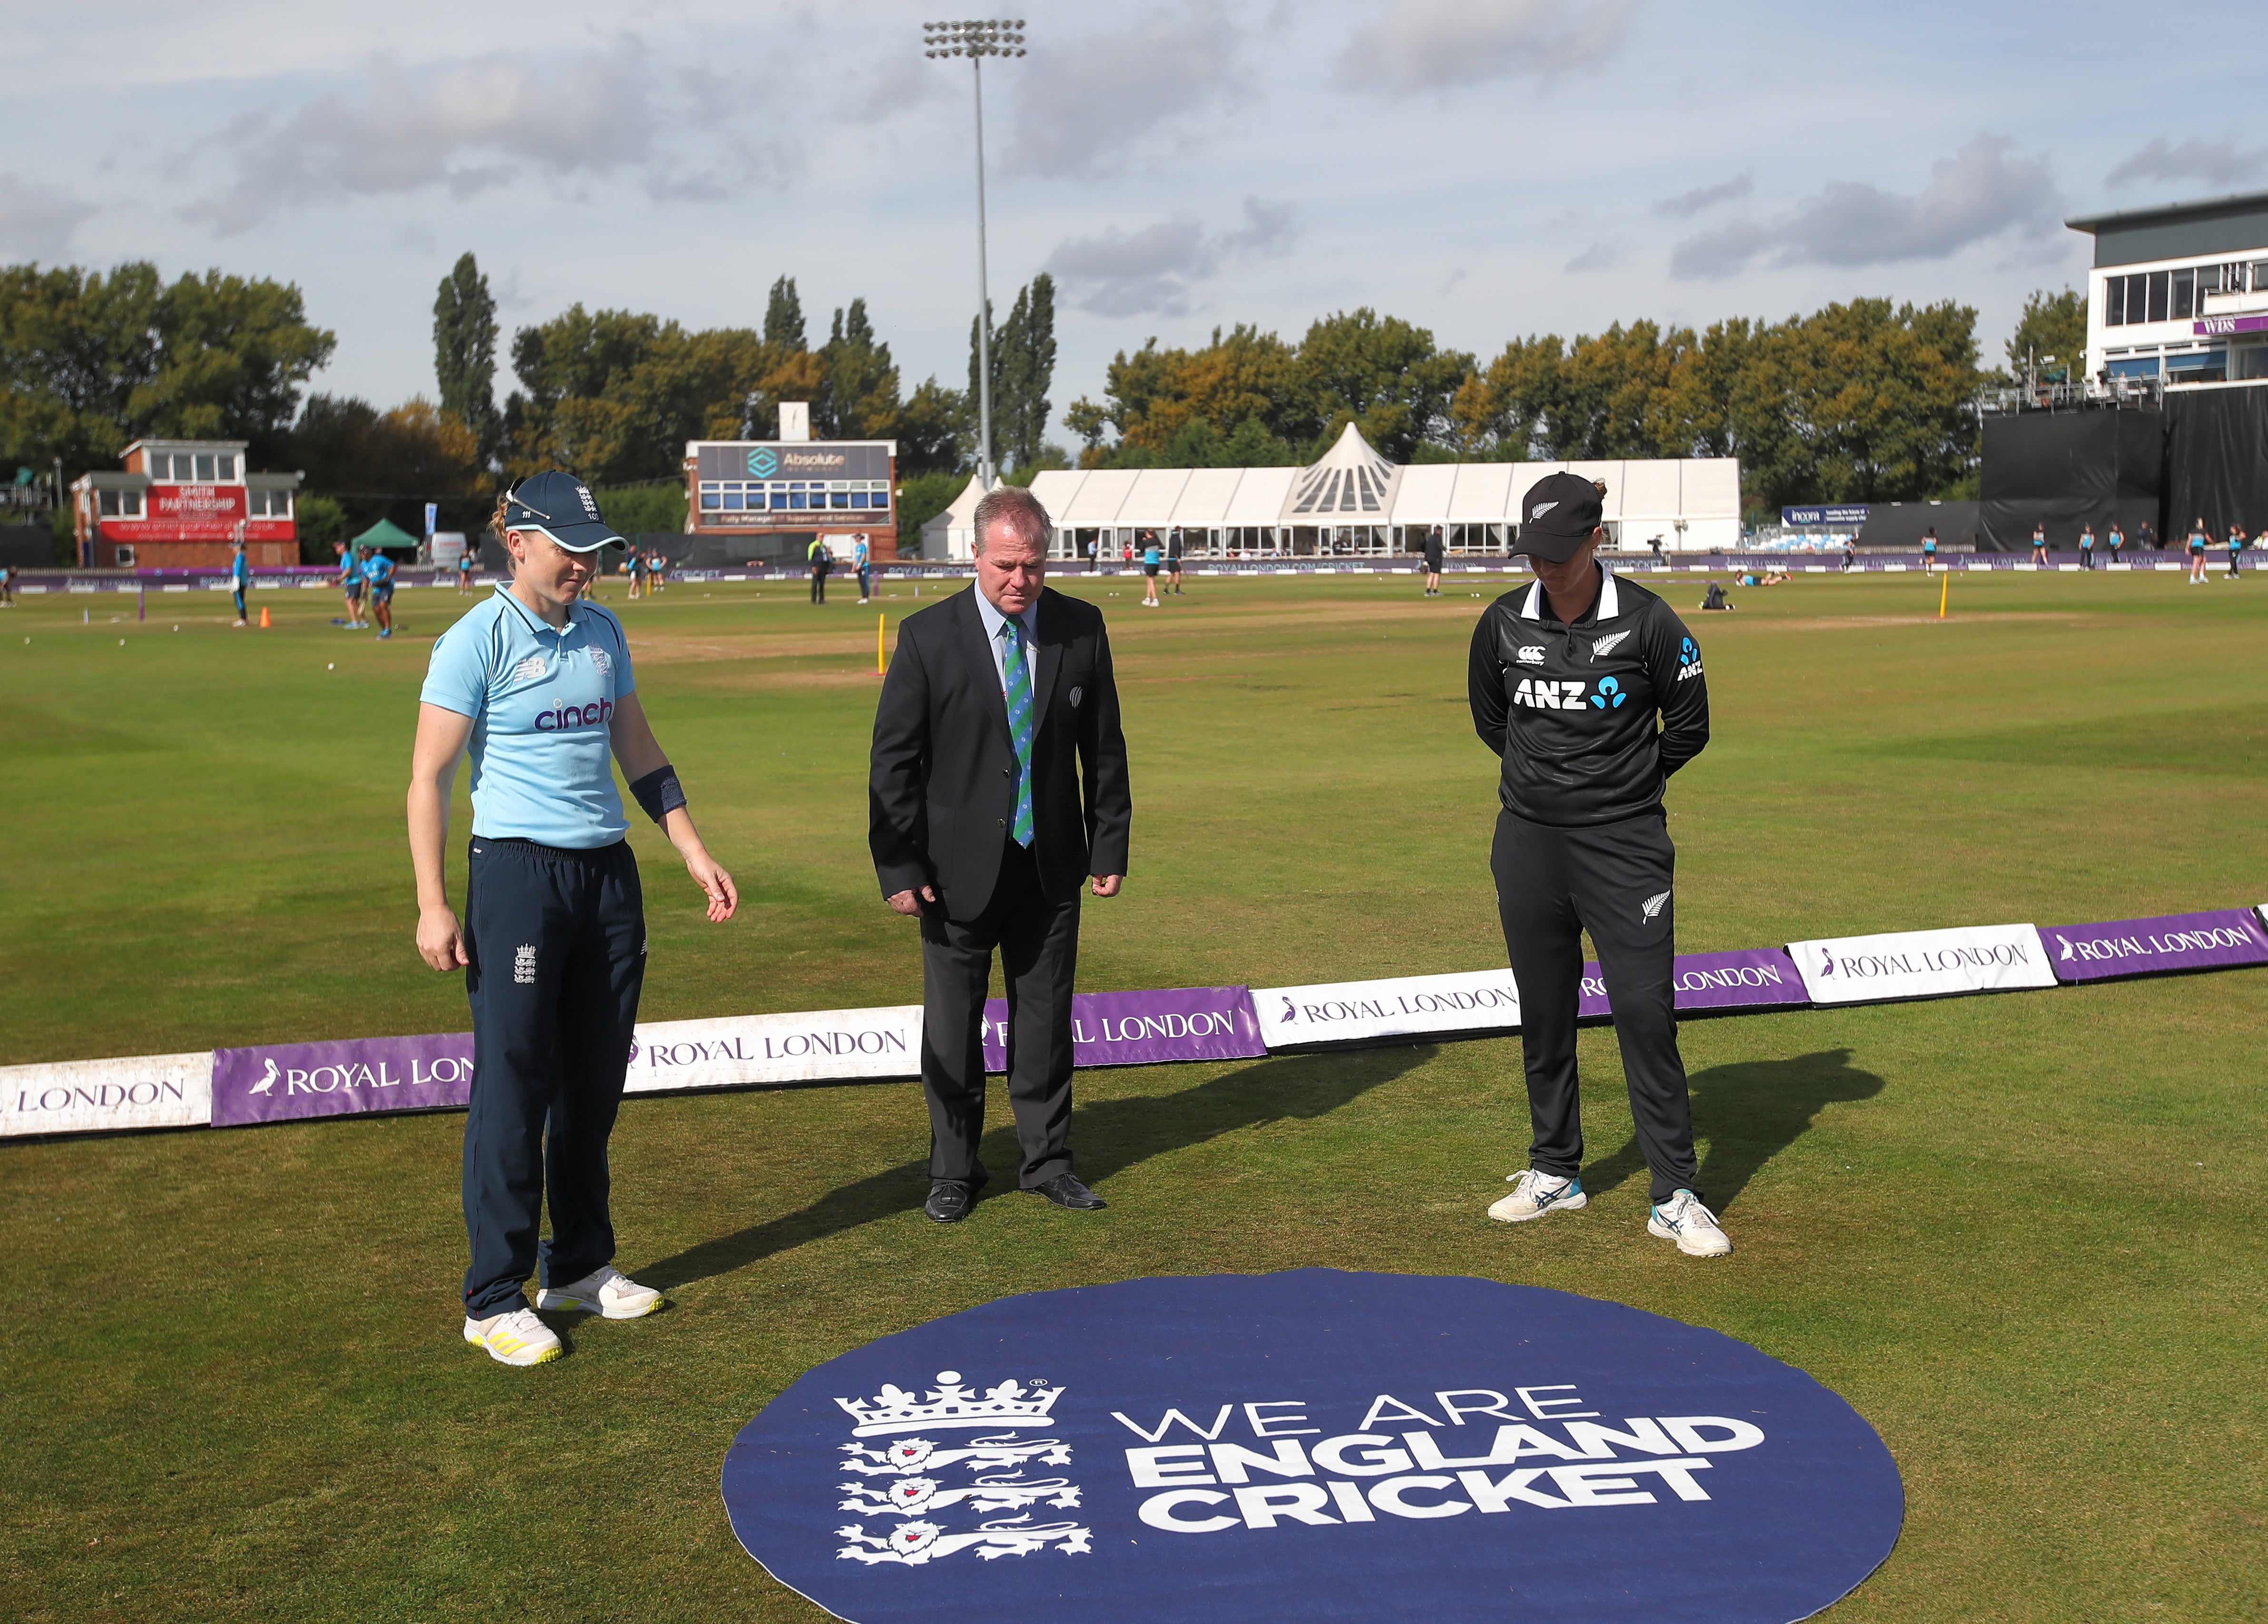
[692,441,894,528]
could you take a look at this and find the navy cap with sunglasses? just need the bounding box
[502,470,628,554]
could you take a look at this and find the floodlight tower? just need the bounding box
[924,18,1026,493]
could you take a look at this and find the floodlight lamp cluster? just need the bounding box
[923,19,1027,57]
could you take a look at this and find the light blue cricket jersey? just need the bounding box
[419,587,635,848]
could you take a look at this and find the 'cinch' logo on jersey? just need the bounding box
[537,698,614,731]
[1514,678,1587,710]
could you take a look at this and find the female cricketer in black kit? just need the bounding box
[408,471,739,1367]
[1467,471,1730,1257]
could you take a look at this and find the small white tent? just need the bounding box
[919,477,982,560]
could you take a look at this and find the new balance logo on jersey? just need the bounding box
[510,654,547,684]
[1642,890,1671,922]
[1513,677,1588,709]
[1591,630,1631,660]
[1516,645,1546,664]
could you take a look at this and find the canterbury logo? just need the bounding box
[1641,890,1671,922]
[1591,631,1631,659]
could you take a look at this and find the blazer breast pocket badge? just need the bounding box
[1068,686,1083,708]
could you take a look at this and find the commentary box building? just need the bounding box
[69,439,302,570]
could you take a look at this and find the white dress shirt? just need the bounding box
[971,588,1040,697]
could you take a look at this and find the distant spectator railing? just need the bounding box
[2,483,55,514]
[1976,375,2163,415]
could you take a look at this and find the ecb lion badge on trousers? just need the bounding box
[721,1270,1904,1623]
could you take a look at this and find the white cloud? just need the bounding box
[0,174,96,260]
[1001,9,1248,180]
[1653,173,1752,219]
[191,44,773,231]
[2105,136,2264,191]
[1334,0,1635,94]
[1672,136,2060,280]
[1045,197,1299,317]
[1563,241,1620,273]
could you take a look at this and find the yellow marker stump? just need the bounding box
[877,613,886,675]
[1938,569,1949,619]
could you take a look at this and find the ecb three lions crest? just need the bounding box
[722,1270,1903,1623]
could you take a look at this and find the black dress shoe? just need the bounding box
[925,1181,976,1224]
[1026,1173,1106,1210]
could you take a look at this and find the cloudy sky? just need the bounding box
[9,0,2264,442]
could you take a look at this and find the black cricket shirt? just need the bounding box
[1466,566,1710,827]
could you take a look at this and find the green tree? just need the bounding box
[994,273,1056,472]
[0,261,332,479]
[896,376,969,477]
[432,252,499,458]
[763,276,805,351]
[2005,287,2087,380]
[1290,308,1471,460]
[818,298,900,441]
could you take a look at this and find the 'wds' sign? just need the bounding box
[721,1270,1903,1623]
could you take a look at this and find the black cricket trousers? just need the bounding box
[1492,807,1701,1204]
[461,837,646,1318]
[918,836,1079,1190]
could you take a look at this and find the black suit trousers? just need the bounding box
[1491,807,1700,1204]
[918,836,1079,1189]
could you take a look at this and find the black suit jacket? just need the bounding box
[869,584,1131,914]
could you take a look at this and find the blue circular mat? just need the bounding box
[722,1269,1902,1623]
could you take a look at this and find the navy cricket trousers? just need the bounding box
[461,837,645,1317]
[1492,807,1701,1204]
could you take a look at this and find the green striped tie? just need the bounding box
[1003,619,1035,846]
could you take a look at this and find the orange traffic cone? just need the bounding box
[259,605,271,629]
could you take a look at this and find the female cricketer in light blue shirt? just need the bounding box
[408,470,737,1367]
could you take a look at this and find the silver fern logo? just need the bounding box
[1642,890,1671,922]
[1591,631,1632,659]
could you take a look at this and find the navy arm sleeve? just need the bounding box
[1647,603,1710,779]
[867,626,936,897]
[1079,621,1133,877]
[1467,608,1509,758]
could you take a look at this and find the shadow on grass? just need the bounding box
[1580,1048,1885,1212]
[636,1043,1437,1291]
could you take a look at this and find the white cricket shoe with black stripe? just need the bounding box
[1648,1189,1732,1257]
[464,1307,563,1367]
[1489,1168,1588,1223]
[535,1264,665,1320]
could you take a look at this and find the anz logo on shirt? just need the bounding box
[1676,636,1704,683]
[1513,677,1592,710]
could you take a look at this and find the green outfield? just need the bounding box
[3,565,2265,1622]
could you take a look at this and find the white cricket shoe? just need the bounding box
[1488,1169,1588,1223]
[1648,1190,1732,1257]
[464,1307,563,1367]
[535,1264,665,1320]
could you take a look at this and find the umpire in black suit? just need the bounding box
[869,484,1132,1223]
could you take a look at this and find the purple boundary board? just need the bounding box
[211,1032,474,1127]
[982,986,1266,1072]
[1578,949,1811,1021]
[2037,908,2268,984]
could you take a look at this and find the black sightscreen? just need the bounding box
[1978,408,2165,548]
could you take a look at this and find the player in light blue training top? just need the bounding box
[363,546,397,639]
[229,538,251,626]
[408,470,739,1368]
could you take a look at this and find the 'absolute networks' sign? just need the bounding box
[722,1270,1905,1623]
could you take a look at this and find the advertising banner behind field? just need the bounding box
[1787,924,2055,1005]
[982,987,1265,1072]
[1579,949,1812,1019]
[2038,908,2268,983]
[1255,969,1521,1049]
[0,1052,213,1137]
[625,1006,923,1094]
[212,1034,474,1127]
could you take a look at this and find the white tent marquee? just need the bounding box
[936,424,1741,559]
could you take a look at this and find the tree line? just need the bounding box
[1070,298,2026,514]
[3,250,2082,548]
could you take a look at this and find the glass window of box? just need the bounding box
[2147,271,2170,322]
[194,453,215,481]
[215,454,236,480]
[99,489,120,515]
